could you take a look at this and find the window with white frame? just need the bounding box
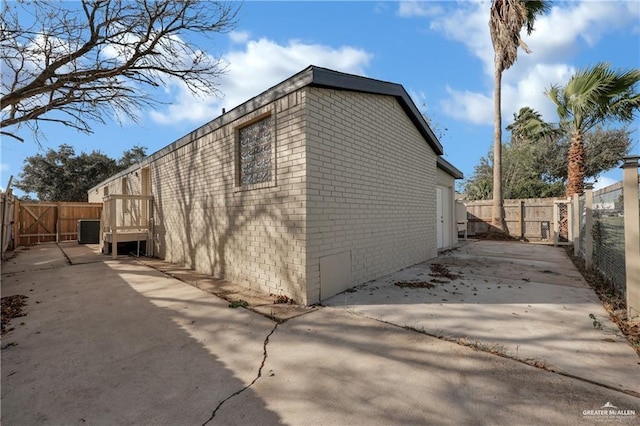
[238,115,273,187]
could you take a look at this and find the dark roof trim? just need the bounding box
[437,157,464,179]
[90,65,444,191]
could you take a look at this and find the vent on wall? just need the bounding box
[78,219,101,244]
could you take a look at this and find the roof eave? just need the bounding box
[89,65,445,192]
[437,157,464,179]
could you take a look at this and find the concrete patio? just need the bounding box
[1,241,638,425]
[324,240,640,395]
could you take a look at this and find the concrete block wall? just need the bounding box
[93,91,310,304]
[89,86,440,305]
[88,169,144,202]
[305,88,437,303]
[151,91,309,303]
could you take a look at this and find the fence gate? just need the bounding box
[553,199,572,245]
[16,202,102,246]
[18,203,58,246]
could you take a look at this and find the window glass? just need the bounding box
[239,115,273,186]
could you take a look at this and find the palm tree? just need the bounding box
[506,106,559,145]
[489,0,550,232]
[546,63,640,196]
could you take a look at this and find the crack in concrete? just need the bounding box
[201,323,279,425]
[341,308,640,399]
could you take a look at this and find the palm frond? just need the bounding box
[545,85,570,121]
[524,0,552,35]
[556,63,640,132]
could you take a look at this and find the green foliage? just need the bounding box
[538,126,633,181]
[15,144,147,201]
[546,63,640,195]
[463,144,566,200]
[118,146,148,170]
[546,63,640,132]
[463,121,631,200]
[589,313,603,330]
[228,300,249,309]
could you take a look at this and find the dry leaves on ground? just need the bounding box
[430,263,460,280]
[394,281,435,289]
[1,295,28,335]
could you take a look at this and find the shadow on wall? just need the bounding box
[152,123,306,302]
[466,211,518,239]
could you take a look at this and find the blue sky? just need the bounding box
[2,0,639,197]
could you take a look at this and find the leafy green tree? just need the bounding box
[488,0,551,231]
[463,123,631,200]
[463,144,565,200]
[506,107,560,145]
[546,63,640,196]
[118,146,148,170]
[15,144,147,201]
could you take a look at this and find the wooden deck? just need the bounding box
[103,231,149,244]
[100,194,153,259]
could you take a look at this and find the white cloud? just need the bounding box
[501,63,576,124]
[0,163,9,173]
[229,30,250,44]
[151,37,372,125]
[593,176,617,191]
[427,1,638,126]
[149,80,219,125]
[398,1,443,18]
[441,86,493,125]
[428,1,492,74]
[528,1,639,61]
[439,63,575,127]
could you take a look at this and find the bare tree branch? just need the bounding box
[1,0,238,142]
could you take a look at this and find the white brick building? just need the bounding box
[89,66,462,305]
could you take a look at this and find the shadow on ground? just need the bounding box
[324,240,640,394]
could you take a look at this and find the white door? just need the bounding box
[437,186,452,249]
[437,187,444,249]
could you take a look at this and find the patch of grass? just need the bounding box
[457,337,508,356]
[589,313,603,330]
[228,299,249,309]
[566,247,639,356]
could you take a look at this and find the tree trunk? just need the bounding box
[566,131,585,197]
[492,63,506,232]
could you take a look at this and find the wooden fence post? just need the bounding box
[13,197,20,248]
[518,200,524,239]
[56,202,61,243]
[572,193,580,256]
[621,156,640,320]
[111,197,118,259]
[584,183,594,270]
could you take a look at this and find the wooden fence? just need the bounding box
[1,191,16,257]
[14,200,102,246]
[464,197,569,242]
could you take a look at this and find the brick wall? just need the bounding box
[92,91,310,304]
[90,87,439,305]
[305,88,437,303]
